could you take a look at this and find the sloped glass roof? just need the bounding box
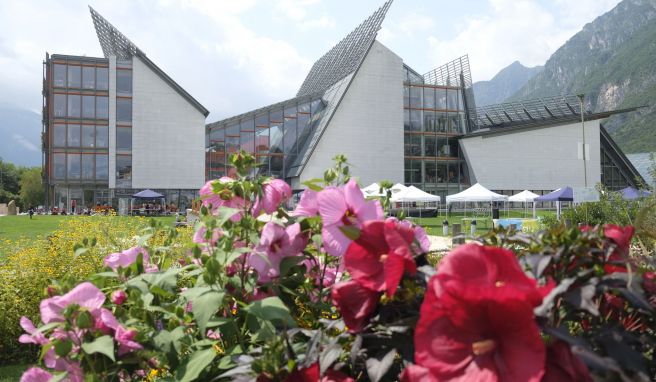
[296,0,393,97]
[626,152,655,187]
[89,6,140,59]
[475,95,589,128]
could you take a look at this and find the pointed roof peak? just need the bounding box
[89,6,141,59]
[296,0,393,97]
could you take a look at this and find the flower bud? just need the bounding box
[111,290,127,305]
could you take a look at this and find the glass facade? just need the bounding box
[206,96,326,180]
[45,55,111,212]
[115,59,133,188]
[403,66,470,201]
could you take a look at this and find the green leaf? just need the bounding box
[175,348,217,382]
[216,207,240,226]
[81,335,115,361]
[48,372,69,382]
[73,246,88,259]
[279,256,305,277]
[54,339,72,357]
[183,287,225,334]
[302,178,324,192]
[245,297,296,327]
[366,349,397,382]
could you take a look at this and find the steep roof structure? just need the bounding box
[89,6,209,117]
[296,0,393,97]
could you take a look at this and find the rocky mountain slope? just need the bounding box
[508,0,656,153]
[473,61,543,107]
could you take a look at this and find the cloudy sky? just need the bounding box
[0,0,621,122]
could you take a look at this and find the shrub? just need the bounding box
[0,216,192,363]
[14,153,656,381]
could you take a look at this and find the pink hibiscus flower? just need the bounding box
[317,179,383,257]
[115,326,143,356]
[248,222,308,282]
[199,177,245,221]
[103,247,157,273]
[18,316,48,345]
[20,368,53,382]
[292,189,319,217]
[39,282,106,324]
[253,178,292,216]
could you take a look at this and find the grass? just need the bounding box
[0,364,27,382]
[0,215,176,242]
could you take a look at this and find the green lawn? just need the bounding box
[0,215,176,243]
[408,210,553,236]
[0,364,26,382]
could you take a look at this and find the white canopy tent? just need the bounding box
[508,190,539,218]
[392,186,441,203]
[446,183,508,204]
[361,183,383,197]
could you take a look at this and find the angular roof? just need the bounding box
[89,6,209,117]
[296,0,393,97]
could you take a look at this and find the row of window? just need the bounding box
[52,124,108,148]
[404,110,466,133]
[404,159,469,185]
[53,64,109,90]
[404,135,460,158]
[404,85,464,111]
[52,153,108,181]
[53,64,133,95]
[206,154,284,180]
[52,95,132,122]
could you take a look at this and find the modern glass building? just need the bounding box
[205,0,643,199]
[42,7,208,213]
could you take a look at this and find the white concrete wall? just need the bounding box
[300,41,405,186]
[459,120,602,190]
[108,55,117,188]
[131,57,206,189]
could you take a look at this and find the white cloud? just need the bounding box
[426,0,621,81]
[12,134,39,152]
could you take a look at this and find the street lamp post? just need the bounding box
[577,94,588,188]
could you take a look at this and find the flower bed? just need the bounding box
[16,153,656,381]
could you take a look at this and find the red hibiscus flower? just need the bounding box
[344,219,418,297]
[282,363,355,382]
[542,341,592,382]
[331,280,380,333]
[603,225,634,274]
[413,244,547,382]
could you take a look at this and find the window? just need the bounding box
[82,96,95,118]
[436,89,447,109]
[403,109,410,131]
[82,67,95,89]
[116,70,132,95]
[255,128,269,154]
[96,96,108,119]
[269,110,284,154]
[424,135,437,157]
[67,153,81,179]
[447,89,459,110]
[116,98,132,122]
[270,155,283,177]
[67,66,81,88]
[53,64,66,87]
[424,111,437,132]
[410,110,422,131]
[82,125,95,148]
[95,126,108,148]
[96,154,108,180]
[96,67,108,90]
[53,153,66,179]
[423,87,435,109]
[53,124,66,147]
[410,86,422,108]
[403,86,409,108]
[67,124,80,147]
[54,94,66,117]
[283,106,297,155]
[81,155,94,179]
[404,134,421,156]
[117,127,131,150]
[116,155,132,180]
[67,95,81,117]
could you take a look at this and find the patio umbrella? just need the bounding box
[620,186,651,200]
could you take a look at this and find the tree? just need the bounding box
[0,158,22,205]
[19,167,43,208]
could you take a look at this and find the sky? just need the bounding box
[0,0,621,122]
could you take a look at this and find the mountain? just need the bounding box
[473,61,543,107]
[508,0,656,154]
[0,106,42,167]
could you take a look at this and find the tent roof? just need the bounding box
[361,183,380,194]
[133,189,164,198]
[620,186,652,200]
[508,190,540,203]
[534,187,573,202]
[445,183,508,204]
[392,186,441,203]
[391,183,407,193]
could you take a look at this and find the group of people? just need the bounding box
[131,203,178,216]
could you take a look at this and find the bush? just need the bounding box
[0,216,192,363]
[13,153,656,381]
